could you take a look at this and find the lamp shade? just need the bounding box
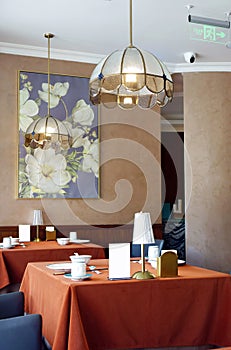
[132,212,155,244]
[89,46,173,110]
[33,210,43,226]
[25,115,72,150]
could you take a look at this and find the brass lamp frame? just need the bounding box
[132,243,155,280]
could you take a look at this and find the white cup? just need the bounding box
[3,237,12,248]
[148,245,159,260]
[70,256,86,278]
[69,231,77,241]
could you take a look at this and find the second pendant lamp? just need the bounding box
[24,33,72,150]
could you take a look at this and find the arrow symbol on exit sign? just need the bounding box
[216,31,226,39]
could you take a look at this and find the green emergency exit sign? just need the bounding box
[190,24,228,44]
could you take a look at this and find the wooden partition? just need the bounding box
[0,224,163,248]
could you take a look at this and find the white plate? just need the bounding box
[70,239,90,244]
[149,258,186,267]
[46,263,72,270]
[178,259,186,265]
[64,273,92,281]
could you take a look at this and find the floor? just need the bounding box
[112,347,217,350]
[0,283,20,294]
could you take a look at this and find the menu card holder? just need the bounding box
[19,225,31,242]
[157,251,178,277]
[109,243,130,279]
[46,226,56,241]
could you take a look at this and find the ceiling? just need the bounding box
[1,0,231,73]
[1,0,231,122]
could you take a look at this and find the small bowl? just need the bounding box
[74,253,92,264]
[11,237,20,245]
[57,237,70,246]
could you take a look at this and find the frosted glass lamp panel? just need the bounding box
[122,48,145,91]
[157,91,170,107]
[101,52,123,91]
[137,86,158,109]
[89,57,107,83]
[101,93,118,109]
[133,212,155,244]
[102,50,124,75]
[117,85,138,110]
[33,210,43,225]
[142,50,164,76]
[26,117,70,136]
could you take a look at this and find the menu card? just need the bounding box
[19,225,31,242]
[109,243,130,279]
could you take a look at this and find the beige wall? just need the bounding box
[184,72,231,273]
[0,53,161,227]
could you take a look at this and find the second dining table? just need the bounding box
[20,259,231,350]
[0,240,105,289]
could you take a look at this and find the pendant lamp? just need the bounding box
[89,0,173,110]
[24,33,72,150]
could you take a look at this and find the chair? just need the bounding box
[0,314,42,350]
[0,292,43,350]
[131,239,164,258]
[0,291,24,319]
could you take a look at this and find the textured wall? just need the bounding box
[184,72,231,273]
[0,53,161,227]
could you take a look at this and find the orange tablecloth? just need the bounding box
[0,241,105,289]
[20,260,231,350]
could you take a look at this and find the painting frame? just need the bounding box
[18,70,100,199]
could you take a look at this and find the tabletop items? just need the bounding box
[57,237,70,246]
[109,243,131,280]
[132,212,155,279]
[0,241,105,289]
[0,236,21,249]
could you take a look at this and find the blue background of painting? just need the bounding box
[19,71,99,199]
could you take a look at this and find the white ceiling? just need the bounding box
[1,0,231,73]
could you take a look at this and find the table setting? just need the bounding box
[0,236,105,289]
[46,254,109,281]
[0,237,27,249]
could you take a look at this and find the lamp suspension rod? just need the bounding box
[129,0,133,47]
[44,33,54,116]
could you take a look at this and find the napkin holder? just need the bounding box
[46,226,56,241]
[157,251,178,277]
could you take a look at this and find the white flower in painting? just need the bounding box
[72,99,94,126]
[62,121,85,148]
[19,88,39,132]
[38,82,69,108]
[25,148,71,194]
[82,138,99,178]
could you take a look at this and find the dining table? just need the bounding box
[0,241,105,289]
[20,259,231,350]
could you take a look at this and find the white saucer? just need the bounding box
[46,263,72,270]
[0,244,14,249]
[70,239,90,244]
[64,273,92,281]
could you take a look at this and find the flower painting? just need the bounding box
[18,71,99,199]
